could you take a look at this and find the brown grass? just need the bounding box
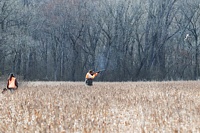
[0,81,200,133]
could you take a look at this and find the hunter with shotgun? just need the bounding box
[85,69,105,86]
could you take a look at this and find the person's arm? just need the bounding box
[15,79,18,88]
[93,72,98,77]
[86,72,98,79]
[7,80,9,89]
[91,72,98,79]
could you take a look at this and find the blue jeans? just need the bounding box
[85,79,93,86]
[8,88,16,93]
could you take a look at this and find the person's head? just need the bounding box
[10,73,14,77]
[89,70,94,74]
[8,73,15,80]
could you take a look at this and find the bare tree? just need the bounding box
[181,0,200,79]
[138,0,179,80]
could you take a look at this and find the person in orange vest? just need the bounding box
[85,70,99,86]
[2,73,18,94]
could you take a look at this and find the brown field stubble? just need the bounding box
[0,81,200,133]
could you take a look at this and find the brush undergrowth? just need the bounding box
[0,81,199,133]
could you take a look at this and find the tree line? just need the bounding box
[0,0,200,81]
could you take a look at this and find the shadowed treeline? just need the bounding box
[0,0,200,81]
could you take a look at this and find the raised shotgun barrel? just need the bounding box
[96,69,105,73]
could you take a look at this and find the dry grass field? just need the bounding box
[0,81,200,133]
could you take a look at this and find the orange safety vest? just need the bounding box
[8,77,17,89]
[85,72,98,79]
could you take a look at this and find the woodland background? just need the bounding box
[0,0,200,81]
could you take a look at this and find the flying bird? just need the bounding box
[184,34,190,41]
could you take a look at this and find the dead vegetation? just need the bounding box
[0,81,200,132]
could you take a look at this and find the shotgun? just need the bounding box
[96,69,105,73]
